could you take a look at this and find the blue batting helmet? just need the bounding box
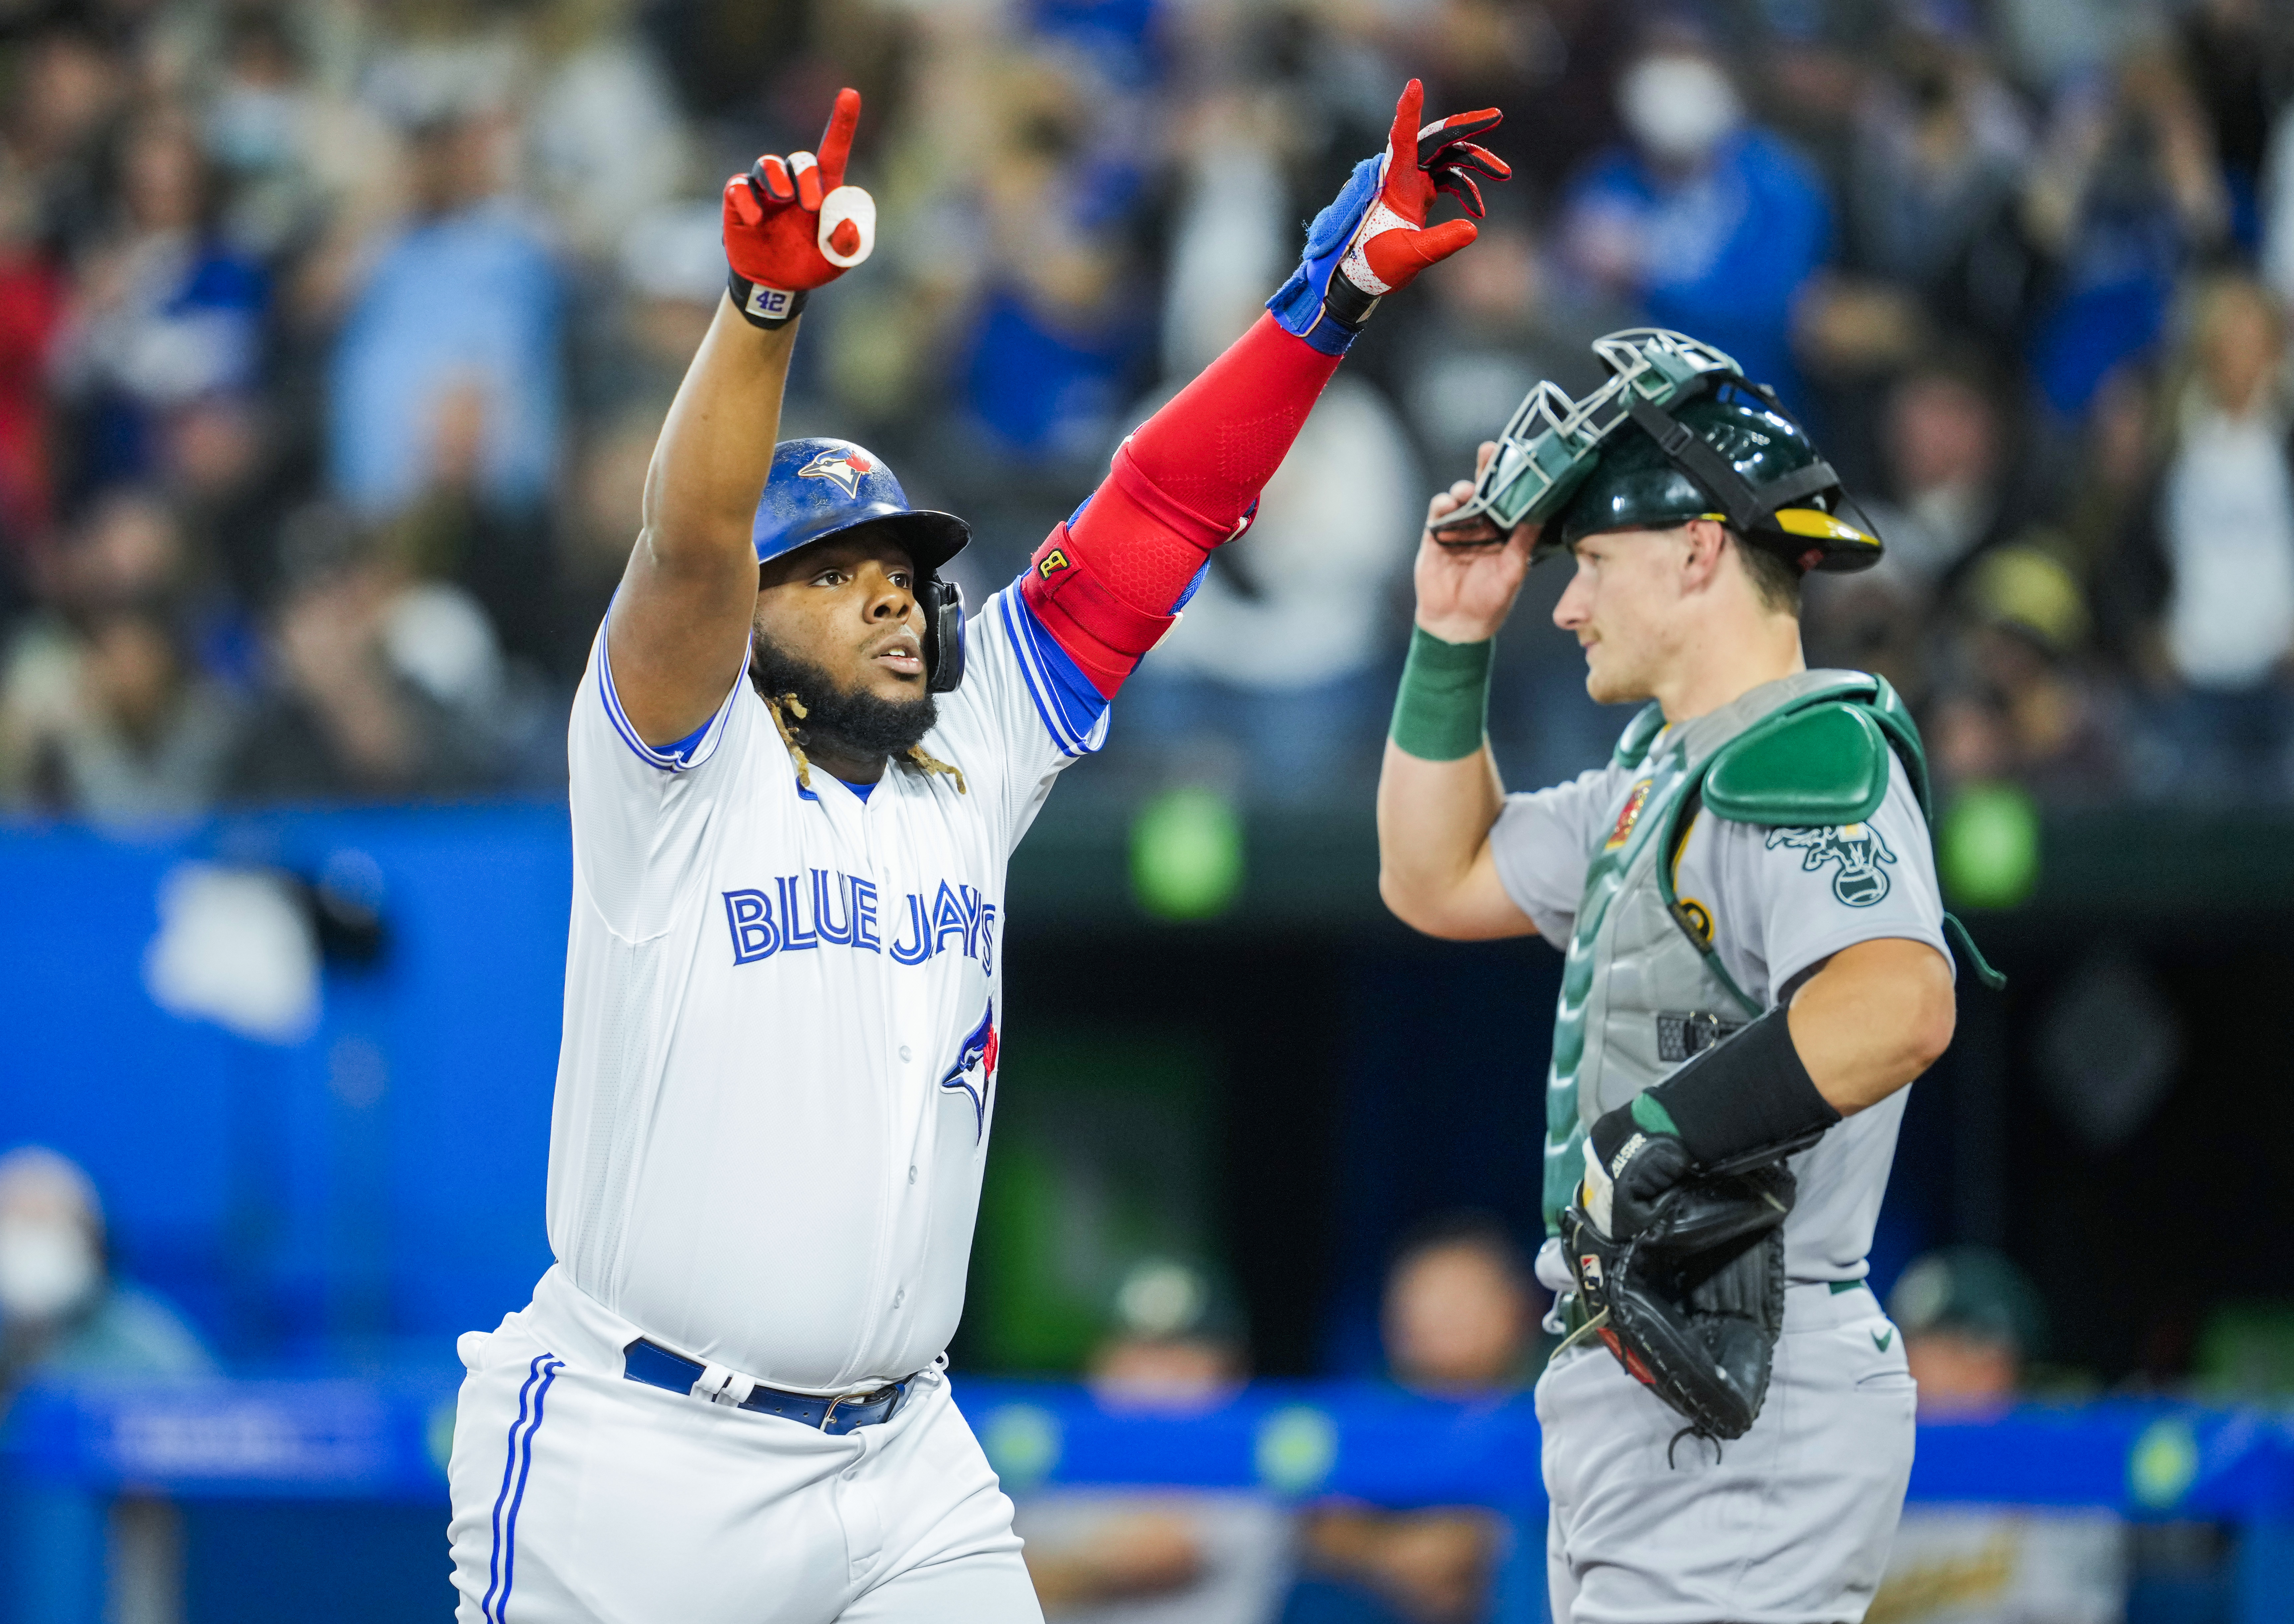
[752,438,970,574]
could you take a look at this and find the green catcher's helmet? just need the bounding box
[1432,328,1882,573]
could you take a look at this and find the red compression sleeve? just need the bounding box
[1022,314,1342,696]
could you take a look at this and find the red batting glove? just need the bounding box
[1339,80,1508,299]
[721,88,877,328]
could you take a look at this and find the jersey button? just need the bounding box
[893,1289,905,1308]
[907,1165,918,1184]
[899,1045,913,1063]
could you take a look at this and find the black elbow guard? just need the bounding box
[1646,1006,1841,1168]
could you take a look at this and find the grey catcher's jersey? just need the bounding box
[1488,736,1950,1281]
[547,585,1106,1395]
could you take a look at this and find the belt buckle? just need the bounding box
[820,1385,880,1432]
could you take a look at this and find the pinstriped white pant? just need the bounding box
[446,1278,1038,1624]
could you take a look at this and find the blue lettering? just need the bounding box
[959,885,986,960]
[890,892,933,964]
[775,875,819,951]
[727,877,997,967]
[813,869,854,946]
[932,882,970,956]
[723,889,778,964]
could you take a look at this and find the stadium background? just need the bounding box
[6,0,2294,1620]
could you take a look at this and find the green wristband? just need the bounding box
[1389,625,1494,761]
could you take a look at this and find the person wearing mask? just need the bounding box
[0,1145,215,1404]
[1559,28,1829,398]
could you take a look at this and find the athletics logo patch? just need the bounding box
[797,448,872,497]
[1767,822,1898,907]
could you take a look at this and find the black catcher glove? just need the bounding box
[1562,1149,1797,1443]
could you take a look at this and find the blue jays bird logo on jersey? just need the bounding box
[797,447,873,497]
[939,999,999,1141]
[1767,822,1897,907]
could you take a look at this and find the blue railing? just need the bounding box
[6,1375,2294,1621]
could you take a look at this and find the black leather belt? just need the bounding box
[621,1338,911,1434]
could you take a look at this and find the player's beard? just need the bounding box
[748,636,939,762]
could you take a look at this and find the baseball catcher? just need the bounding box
[1376,329,1999,1621]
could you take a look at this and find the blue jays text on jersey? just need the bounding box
[723,872,998,971]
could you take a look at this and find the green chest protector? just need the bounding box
[1645,673,2001,1016]
[1539,672,2000,1233]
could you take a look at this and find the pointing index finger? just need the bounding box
[817,87,862,190]
[1388,79,1424,168]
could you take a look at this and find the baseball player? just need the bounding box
[444,84,1506,1623]
[1375,331,1985,1623]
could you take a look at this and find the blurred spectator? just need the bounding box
[2135,275,2294,792]
[1874,1246,2125,1624]
[1806,356,2024,705]
[1282,1218,1543,1624]
[48,103,268,495]
[0,1144,214,1401]
[950,50,1154,471]
[1119,371,1419,805]
[221,504,539,802]
[1798,17,2037,390]
[1928,545,2124,803]
[1396,210,1626,481]
[525,0,690,263]
[2053,362,2165,662]
[1380,1216,1542,1396]
[1868,358,2023,590]
[326,94,562,639]
[1015,1257,1292,1624]
[1425,0,1631,211]
[2021,46,2230,416]
[5,25,128,262]
[2175,0,2287,248]
[0,489,241,819]
[0,1145,217,1624]
[1560,26,1829,396]
[0,161,64,567]
[194,5,403,319]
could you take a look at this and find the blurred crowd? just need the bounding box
[10,0,2294,817]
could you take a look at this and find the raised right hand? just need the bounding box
[1413,441,1536,644]
[722,88,875,325]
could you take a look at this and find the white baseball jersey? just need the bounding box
[546,582,1108,1394]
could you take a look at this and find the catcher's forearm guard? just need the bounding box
[1642,1006,1839,1166]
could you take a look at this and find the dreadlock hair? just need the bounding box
[749,639,966,794]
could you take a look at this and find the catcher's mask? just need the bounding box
[753,437,970,693]
[1429,328,1882,573]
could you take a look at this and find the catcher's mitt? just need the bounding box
[1561,1156,1797,1442]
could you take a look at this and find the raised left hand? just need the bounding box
[1341,80,1509,298]
[1266,80,1508,352]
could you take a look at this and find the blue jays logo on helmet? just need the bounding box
[754,437,971,575]
[797,446,871,498]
